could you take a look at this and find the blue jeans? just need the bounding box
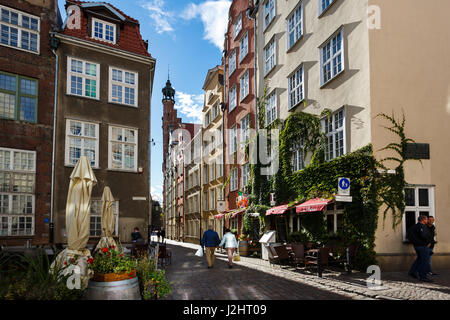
[409,246,430,279]
[425,248,434,274]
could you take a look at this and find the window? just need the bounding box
[209,189,215,211]
[234,13,242,39]
[109,67,138,107]
[287,3,303,49]
[205,111,211,127]
[320,29,344,86]
[212,103,219,119]
[203,165,208,184]
[0,72,37,122]
[229,125,237,155]
[92,18,116,43]
[288,65,304,109]
[403,186,435,242]
[230,168,238,192]
[264,38,276,76]
[229,50,236,76]
[108,126,138,171]
[325,202,344,234]
[240,70,249,101]
[240,114,250,144]
[229,85,237,112]
[0,5,39,54]
[210,161,215,182]
[292,143,304,172]
[65,119,99,167]
[90,199,119,236]
[265,90,277,126]
[216,162,223,178]
[67,57,100,99]
[263,0,276,30]
[241,163,250,188]
[319,0,335,15]
[239,32,248,62]
[0,148,35,236]
[203,191,208,211]
[322,109,345,161]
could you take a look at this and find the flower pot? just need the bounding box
[239,241,249,257]
[92,270,136,282]
[84,276,141,300]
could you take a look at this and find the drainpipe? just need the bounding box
[148,64,155,243]
[49,35,59,245]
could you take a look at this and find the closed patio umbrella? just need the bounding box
[51,156,97,288]
[94,187,119,252]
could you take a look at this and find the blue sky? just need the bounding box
[58,0,231,203]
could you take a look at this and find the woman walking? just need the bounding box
[219,228,238,268]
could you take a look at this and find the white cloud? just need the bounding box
[181,1,232,50]
[142,0,175,34]
[151,185,163,203]
[175,91,204,124]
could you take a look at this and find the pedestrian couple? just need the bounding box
[201,225,238,269]
[408,215,437,282]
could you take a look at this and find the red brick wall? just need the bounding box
[0,0,58,246]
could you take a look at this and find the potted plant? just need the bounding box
[89,246,137,282]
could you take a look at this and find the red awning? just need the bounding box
[296,198,333,214]
[214,214,225,220]
[266,204,290,216]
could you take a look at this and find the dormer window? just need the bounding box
[92,18,116,43]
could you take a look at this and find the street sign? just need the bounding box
[338,178,350,196]
[335,195,353,203]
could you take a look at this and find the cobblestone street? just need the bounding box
[163,240,450,300]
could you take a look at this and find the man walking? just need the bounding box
[408,215,433,282]
[201,225,221,269]
[425,216,438,276]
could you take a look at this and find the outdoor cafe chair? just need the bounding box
[290,244,307,268]
[306,247,331,277]
[273,245,294,267]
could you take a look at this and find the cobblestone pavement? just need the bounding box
[163,240,450,300]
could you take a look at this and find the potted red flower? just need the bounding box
[89,246,137,282]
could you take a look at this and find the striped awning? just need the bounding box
[214,214,225,220]
[296,198,333,214]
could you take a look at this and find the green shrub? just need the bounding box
[136,255,172,300]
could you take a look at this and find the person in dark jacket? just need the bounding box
[408,216,432,282]
[160,228,166,243]
[131,227,143,243]
[425,216,438,276]
[201,225,221,269]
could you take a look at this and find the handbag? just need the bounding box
[195,247,204,257]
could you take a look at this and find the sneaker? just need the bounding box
[429,272,439,276]
[419,277,433,283]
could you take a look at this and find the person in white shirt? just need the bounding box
[219,228,238,268]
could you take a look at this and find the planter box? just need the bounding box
[92,270,136,282]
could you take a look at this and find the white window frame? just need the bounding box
[229,125,237,155]
[209,189,215,211]
[65,119,100,168]
[319,0,336,16]
[263,0,276,31]
[320,28,344,86]
[229,49,237,76]
[239,31,248,62]
[292,143,304,172]
[203,190,208,211]
[92,17,116,44]
[209,161,215,182]
[230,168,238,192]
[67,57,100,100]
[90,199,119,237]
[0,147,36,237]
[108,125,138,172]
[321,108,346,161]
[265,89,277,126]
[241,163,250,188]
[288,65,305,110]
[205,110,211,127]
[402,186,435,242]
[109,67,138,107]
[234,13,242,39]
[287,2,303,50]
[240,114,250,144]
[264,37,276,76]
[240,70,249,102]
[229,85,237,112]
[325,203,344,234]
[0,5,40,54]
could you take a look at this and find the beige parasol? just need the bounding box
[94,186,119,252]
[51,156,97,288]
